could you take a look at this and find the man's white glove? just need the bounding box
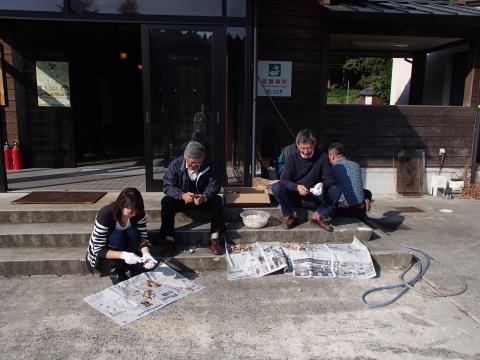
[142,252,158,270]
[310,182,323,196]
[120,251,143,265]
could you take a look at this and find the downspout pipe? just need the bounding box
[471,106,480,184]
[470,39,480,185]
[251,2,258,180]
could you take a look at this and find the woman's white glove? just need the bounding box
[310,182,323,196]
[120,251,143,265]
[142,252,158,270]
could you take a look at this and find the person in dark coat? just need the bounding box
[271,129,342,231]
[160,141,225,256]
[86,188,157,284]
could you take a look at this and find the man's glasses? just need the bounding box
[186,159,203,167]
[297,145,314,152]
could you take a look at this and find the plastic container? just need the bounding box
[240,210,271,229]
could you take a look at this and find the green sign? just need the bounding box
[268,64,281,77]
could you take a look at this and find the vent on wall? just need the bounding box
[396,149,425,196]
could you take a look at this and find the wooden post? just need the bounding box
[463,38,480,107]
[465,38,480,182]
[318,8,330,147]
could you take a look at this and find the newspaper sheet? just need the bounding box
[226,242,288,281]
[282,237,376,279]
[84,263,205,326]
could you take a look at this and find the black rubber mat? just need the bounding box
[12,191,107,204]
[395,207,424,213]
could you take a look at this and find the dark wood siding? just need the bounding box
[324,105,476,168]
[19,53,76,168]
[256,0,327,162]
[0,25,19,145]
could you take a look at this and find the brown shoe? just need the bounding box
[310,216,333,232]
[209,238,222,255]
[163,239,176,257]
[282,213,299,229]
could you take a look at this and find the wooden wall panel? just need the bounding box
[256,0,327,162]
[324,105,476,168]
[0,24,19,144]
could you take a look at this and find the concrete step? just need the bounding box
[0,222,160,248]
[0,206,288,224]
[174,217,372,245]
[0,217,372,248]
[0,247,89,276]
[0,243,412,277]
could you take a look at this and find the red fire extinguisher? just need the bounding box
[3,141,13,170]
[12,141,23,170]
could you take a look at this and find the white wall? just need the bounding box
[390,44,468,105]
[390,58,412,105]
[423,44,468,105]
[361,167,464,197]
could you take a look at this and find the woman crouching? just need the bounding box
[86,188,157,284]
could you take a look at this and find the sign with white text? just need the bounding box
[257,60,292,97]
[36,61,71,107]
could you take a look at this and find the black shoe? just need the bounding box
[109,264,128,285]
[163,239,176,257]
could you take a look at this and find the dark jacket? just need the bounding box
[163,156,221,201]
[280,149,335,191]
[85,204,150,273]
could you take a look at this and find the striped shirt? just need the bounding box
[86,204,150,272]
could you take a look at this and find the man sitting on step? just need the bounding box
[271,129,342,232]
[160,141,225,257]
[328,142,372,220]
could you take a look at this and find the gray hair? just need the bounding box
[296,129,316,145]
[184,141,205,159]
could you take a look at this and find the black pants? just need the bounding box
[160,195,226,240]
[335,189,372,220]
[97,258,146,285]
[335,205,367,220]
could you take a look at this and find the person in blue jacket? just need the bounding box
[160,141,225,256]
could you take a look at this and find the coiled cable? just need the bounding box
[362,243,466,308]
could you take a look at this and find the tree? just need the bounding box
[343,57,392,103]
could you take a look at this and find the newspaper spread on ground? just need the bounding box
[226,242,288,281]
[282,237,376,279]
[84,263,205,326]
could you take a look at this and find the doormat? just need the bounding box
[395,207,424,213]
[12,191,107,204]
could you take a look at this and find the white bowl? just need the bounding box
[240,210,271,229]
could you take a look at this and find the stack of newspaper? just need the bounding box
[226,237,376,280]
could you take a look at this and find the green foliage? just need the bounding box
[327,88,361,104]
[343,57,393,103]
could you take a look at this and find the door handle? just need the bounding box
[145,110,150,124]
[216,111,220,125]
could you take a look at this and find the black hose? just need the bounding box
[361,243,431,308]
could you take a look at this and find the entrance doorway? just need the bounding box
[70,25,143,164]
[3,20,251,192]
[142,25,251,191]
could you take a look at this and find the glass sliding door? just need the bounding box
[142,26,225,191]
[226,27,248,185]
